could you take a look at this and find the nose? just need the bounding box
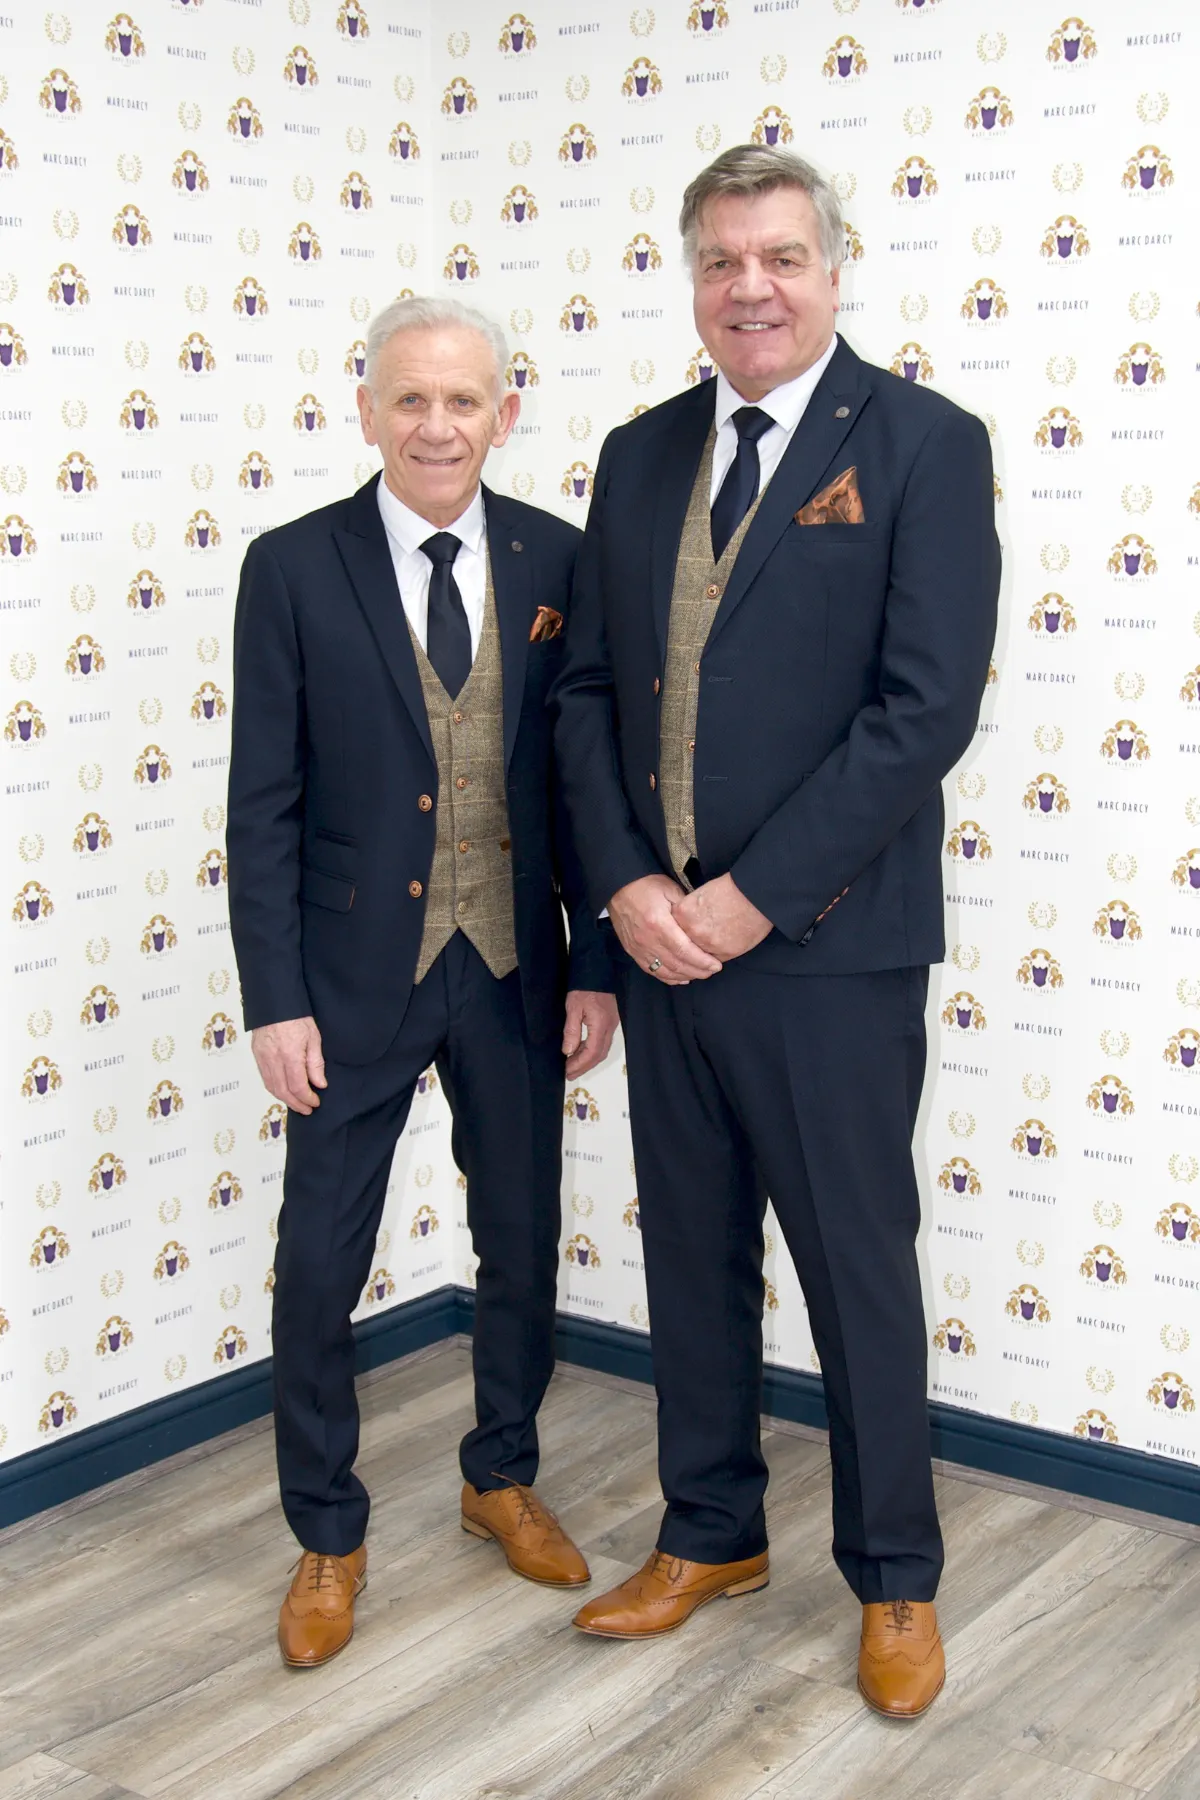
[726,258,775,307]
[417,405,460,445]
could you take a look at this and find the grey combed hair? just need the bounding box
[363,294,509,403]
[679,145,845,274]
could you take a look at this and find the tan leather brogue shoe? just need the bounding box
[461,1480,589,1587]
[858,1600,945,1718]
[277,1545,367,1669]
[572,1549,769,1639]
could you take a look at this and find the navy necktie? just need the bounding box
[421,531,471,699]
[710,405,775,561]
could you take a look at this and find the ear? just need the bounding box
[829,262,842,315]
[492,387,520,449]
[356,382,378,448]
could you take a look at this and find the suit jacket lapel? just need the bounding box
[706,338,870,650]
[482,485,531,771]
[650,381,717,659]
[332,475,434,763]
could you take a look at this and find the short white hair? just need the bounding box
[364,295,509,403]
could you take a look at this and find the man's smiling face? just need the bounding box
[691,186,840,402]
[357,325,519,526]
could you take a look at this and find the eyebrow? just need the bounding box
[698,240,811,260]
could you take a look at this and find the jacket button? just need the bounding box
[408,880,423,899]
[458,839,470,854]
[706,584,721,599]
[455,775,469,790]
[649,772,656,791]
[417,794,433,812]
[652,677,660,695]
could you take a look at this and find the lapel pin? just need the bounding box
[834,406,850,419]
[511,539,523,552]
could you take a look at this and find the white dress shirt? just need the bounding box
[375,477,487,661]
[709,333,840,506]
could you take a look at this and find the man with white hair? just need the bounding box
[555,147,999,1717]
[228,296,618,1668]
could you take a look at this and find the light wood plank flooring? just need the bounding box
[1,1343,1198,1800]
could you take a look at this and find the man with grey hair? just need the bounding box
[229,294,618,1668]
[555,146,999,1716]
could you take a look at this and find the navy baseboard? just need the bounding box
[0,1285,458,1530]
[550,1306,1200,1530]
[4,1284,1199,1532]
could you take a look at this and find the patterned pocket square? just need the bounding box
[529,605,564,643]
[794,466,866,526]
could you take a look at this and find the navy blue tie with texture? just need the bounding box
[710,405,775,561]
[421,531,471,699]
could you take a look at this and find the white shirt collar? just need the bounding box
[713,333,839,436]
[375,475,486,559]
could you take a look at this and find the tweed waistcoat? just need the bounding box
[659,425,769,886]
[408,553,518,982]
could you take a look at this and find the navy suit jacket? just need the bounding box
[227,474,610,1066]
[552,336,1001,974]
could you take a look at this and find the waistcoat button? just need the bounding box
[458,839,470,854]
[706,584,721,599]
[455,776,469,790]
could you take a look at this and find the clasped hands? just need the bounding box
[608,871,773,986]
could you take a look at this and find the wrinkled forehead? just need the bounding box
[694,185,821,255]
[374,327,498,394]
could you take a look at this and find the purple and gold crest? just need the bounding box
[0,321,28,369]
[565,1232,601,1268]
[559,122,597,164]
[390,121,420,160]
[933,1317,976,1356]
[49,263,88,308]
[1011,1118,1057,1159]
[1029,592,1076,635]
[12,879,53,925]
[154,1240,189,1281]
[1047,16,1097,63]
[892,156,937,201]
[39,68,82,116]
[622,57,662,100]
[559,293,598,334]
[284,45,318,86]
[1092,900,1142,944]
[937,1157,982,1198]
[499,12,536,53]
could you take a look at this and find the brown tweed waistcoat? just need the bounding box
[407,554,518,982]
[659,425,768,886]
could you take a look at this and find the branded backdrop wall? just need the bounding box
[0,0,446,1466]
[3,0,1199,1486]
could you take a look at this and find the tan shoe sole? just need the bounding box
[856,1670,945,1720]
[573,1569,770,1639]
[279,1572,367,1669]
[460,1514,590,1587]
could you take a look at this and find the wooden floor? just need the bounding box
[2,1345,1199,1800]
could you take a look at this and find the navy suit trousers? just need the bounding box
[273,933,564,1554]
[616,951,944,1604]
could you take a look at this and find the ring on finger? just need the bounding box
[648,956,662,973]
